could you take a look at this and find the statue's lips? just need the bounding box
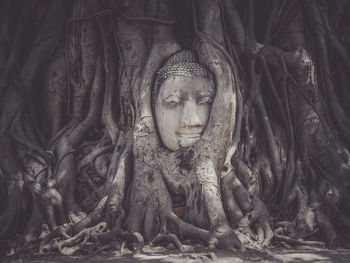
[175,132,201,138]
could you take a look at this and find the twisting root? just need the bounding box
[78,145,114,172]
[39,225,72,254]
[57,222,107,255]
[97,208,144,255]
[274,227,325,248]
[151,233,184,251]
[71,196,108,235]
[128,232,144,256]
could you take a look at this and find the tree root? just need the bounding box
[0,173,24,238]
[39,225,71,254]
[102,227,144,255]
[71,196,108,235]
[95,208,145,255]
[151,233,184,251]
[126,232,144,256]
[237,198,273,247]
[78,144,114,171]
[274,227,325,248]
[315,211,339,249]
[2,0,350,257]
[221,168,251,227]
[57,222,107,256]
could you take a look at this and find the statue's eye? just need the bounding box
[168,100,178,106]
[164,96,180,106]
[199,97,212,105]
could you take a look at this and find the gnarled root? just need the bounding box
[57,222,107,255]
[151,233,183,251]
[274,227,325,248]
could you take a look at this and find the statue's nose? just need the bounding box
[181,99,202,128]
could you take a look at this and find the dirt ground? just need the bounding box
[2,244,350,263]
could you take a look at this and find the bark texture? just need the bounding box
[1,0,350,256]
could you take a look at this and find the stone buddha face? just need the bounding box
[154,75,215,151]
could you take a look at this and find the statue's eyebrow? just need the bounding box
[164,95,181,100]
[199,91,214,97]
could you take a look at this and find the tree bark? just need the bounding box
[1,0,350,256]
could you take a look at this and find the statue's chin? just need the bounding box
[162,134,202,151]
[178,135,201,149]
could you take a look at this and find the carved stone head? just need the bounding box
[153,51,215,151]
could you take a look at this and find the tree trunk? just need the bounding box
[1,0,350,256]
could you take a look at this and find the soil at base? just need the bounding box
[2,243,350,263]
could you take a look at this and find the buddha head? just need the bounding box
[153,50,215,151]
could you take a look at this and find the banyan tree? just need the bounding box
[1,0,350,256]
